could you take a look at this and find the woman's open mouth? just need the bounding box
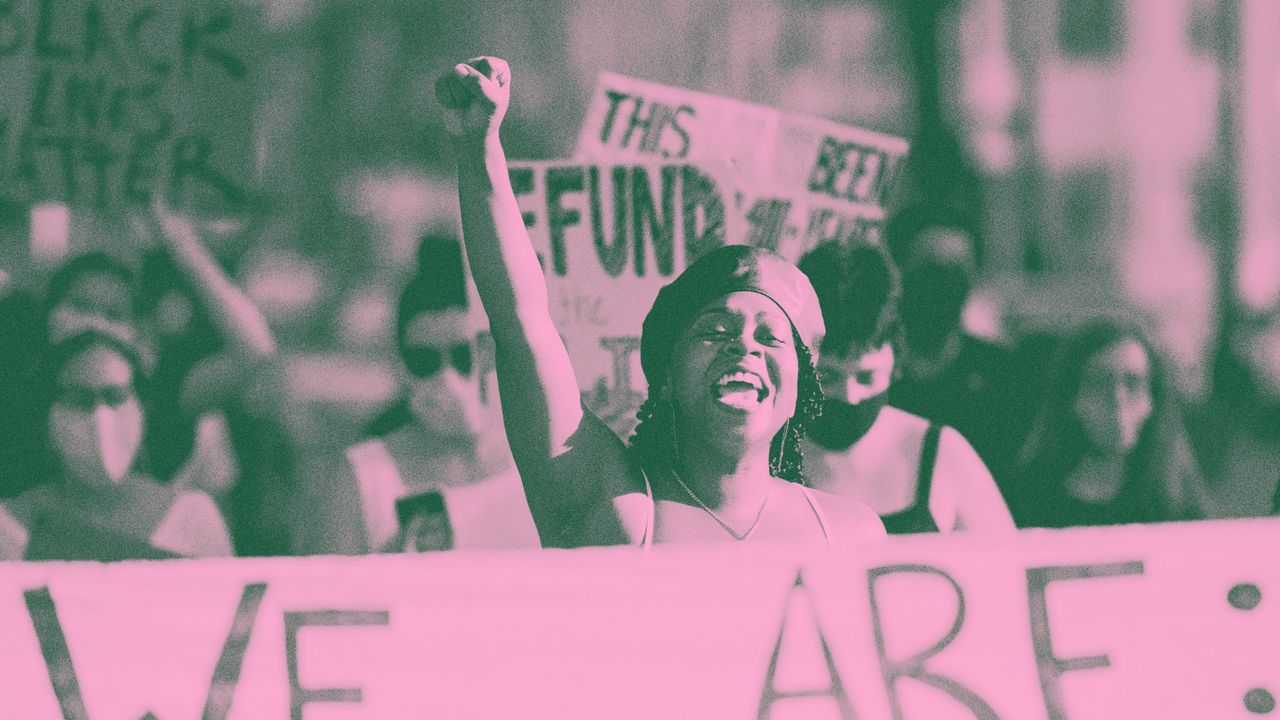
[711,370,770,412]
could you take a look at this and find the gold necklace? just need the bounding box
[669,469,773,541]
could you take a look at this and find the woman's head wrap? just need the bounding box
[639,245,825,388]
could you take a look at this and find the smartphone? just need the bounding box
[394,490,454,552]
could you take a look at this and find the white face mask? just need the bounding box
[49,399,143,486]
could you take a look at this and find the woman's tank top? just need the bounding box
[637,471,833,550]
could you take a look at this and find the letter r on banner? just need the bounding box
[284,609,391,720]
[868,564,999,720]
[1025,562,1145,720]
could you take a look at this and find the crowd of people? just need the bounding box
[0,56,1223,560]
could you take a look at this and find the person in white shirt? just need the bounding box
[293,235,538,554]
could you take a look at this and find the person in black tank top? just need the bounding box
[879,423,942,534]
[799,241,1014,534]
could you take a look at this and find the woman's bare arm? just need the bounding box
[934,428,1016,533]
[440,57,628,530]
[132,201,277,417]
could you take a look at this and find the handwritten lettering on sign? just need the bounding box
[575,71,907,209]
[2,521,1275,717]
[0,0,259,210]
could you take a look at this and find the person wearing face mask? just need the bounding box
[0,252,142,501]
[1012,320,1211,528]
[883,205,1036,490]
[0,331,232,560]
[798,241,1014,533]
[293,235,538,554]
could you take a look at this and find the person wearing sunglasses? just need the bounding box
[293,236,538,554]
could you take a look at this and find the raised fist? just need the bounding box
[435,56,511,140]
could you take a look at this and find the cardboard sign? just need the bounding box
[1,519,1277,718]
[508,160,719,432]
[0,0,260,211]
[575,72,908,210]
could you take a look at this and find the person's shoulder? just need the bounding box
[937,425,981,456]
[809,488,888,543]
[158,489,233,557]
[876,406,930,437]
[168,488,226,525]
[932,426,994,485]
[0,485,48,559]
[3,485,54,524]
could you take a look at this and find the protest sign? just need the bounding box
[0,518,1276,718]
[560,74,909,430]
[0,0,260,211]
[508,159,725,432]
[576,72,907,207]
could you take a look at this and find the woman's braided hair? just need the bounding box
[628,326,824,485]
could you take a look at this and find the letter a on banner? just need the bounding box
[757,570,856,719]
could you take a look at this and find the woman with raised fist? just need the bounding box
[437,57,885,548]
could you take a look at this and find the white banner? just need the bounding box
[1,519,1277,718]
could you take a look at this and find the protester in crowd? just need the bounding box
[292,235,538,554]
[882,204,1036,487]
[0,331,232,560]
[799,240,1014,533]
[438,56,885,547]
[44,251,140,345]
[0,251,142,500]
[130,199,294,556]
[1012,319,1212,527]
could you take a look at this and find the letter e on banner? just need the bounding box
[1026,562,1145,720]
[284,609,391,720]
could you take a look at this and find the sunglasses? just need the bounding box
[402,343,473,379]
[54,384,137,410]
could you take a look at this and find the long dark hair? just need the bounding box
[1016,319,1208,523]
[629,326,824,485]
